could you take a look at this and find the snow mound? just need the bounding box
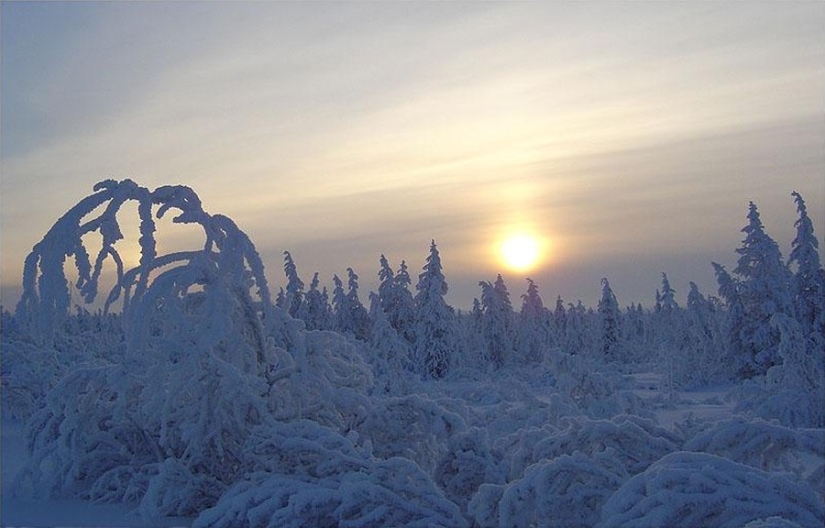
[599,451,824,527]
[193,420,466,528]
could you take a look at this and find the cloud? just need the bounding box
[2,2,823,309]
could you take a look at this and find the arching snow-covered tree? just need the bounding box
[16,179,280,518]
[414,240,456,379]
[16,179,273,349]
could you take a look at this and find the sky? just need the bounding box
[2,1,823,311]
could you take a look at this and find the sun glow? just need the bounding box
[500,233,543,272]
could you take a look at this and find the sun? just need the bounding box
[500,233,542,272]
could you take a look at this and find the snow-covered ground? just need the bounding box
[1,419,191,527]
[628,372,736,428]
[0,374,741,527]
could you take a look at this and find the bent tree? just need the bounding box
[16,179,273,362]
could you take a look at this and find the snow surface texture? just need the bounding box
[2,180,823,527]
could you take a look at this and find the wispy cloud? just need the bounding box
[2,1,823,308]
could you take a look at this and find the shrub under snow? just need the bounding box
[684,418,825,493]
[599,451,824,528]
[192,420,467,528]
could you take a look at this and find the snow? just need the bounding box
[2,180,823,527]
[1,419,190,527]
[3,375,820,527]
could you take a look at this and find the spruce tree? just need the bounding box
[598,278,621,356]
[414,240,455,379]
[732,201,794,376]
[376,255,416,344]
[553,295,567,342]
[304,272,332,331]
[478,275,515,369]
[659,273,678,314]
[332,274,348,333]
[517,278,551,363]
[377,254,395,314]
[367,292,410,394]
[393,260,417,344]
[788,191,825,339]
[346,268,371,341]
[677,281,726,386]
[712,262,746,376]
[282,251,306,320]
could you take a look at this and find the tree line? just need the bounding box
[271,192,824,389]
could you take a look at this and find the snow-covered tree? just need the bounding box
[598,278,621,357]
[16,179,279,518]
[346,267,371,341]
[332,274,347,330]
[281,251,305,320]
[788,191,825,340]
[376,254,416,345]
[682,281,728,385]
[558,300,594,356]
[414,240,456,379]
[303,272,333,331]
[655,272,688,394]
[659,272,678,315]
[377,253,396,312]
[392,259,417,345]
[367,292,411,394]
[623,303,648,361]
[713,261,747,375]
[553,295,567,341]
[732,202,795,377]
[478,275,515,370]
[734,313,825,428]
[331,269,370,341]
[516,278,552,364]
